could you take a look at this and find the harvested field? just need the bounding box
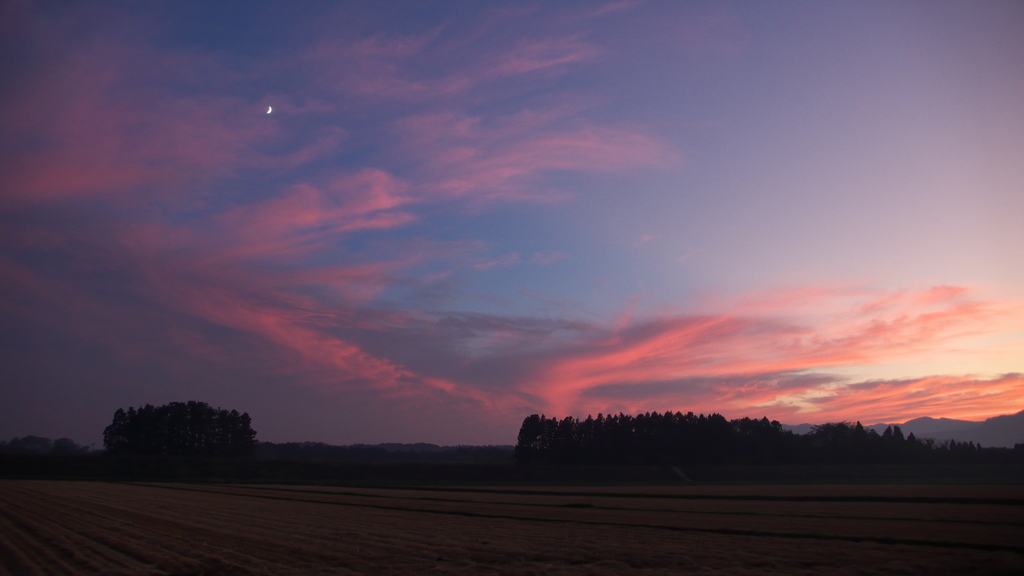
[0,480,1021,575]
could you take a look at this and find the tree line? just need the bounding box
[0,436,91,455]
[103,401,257,457]
[256,442,514,464]
[515,411,1021,466]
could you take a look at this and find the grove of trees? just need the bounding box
[515,411,1012,466]
[0,436,91,455]
[103,401,257,457]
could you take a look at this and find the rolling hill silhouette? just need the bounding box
[783,410,1024,448]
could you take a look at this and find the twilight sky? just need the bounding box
[2,0,1023,446]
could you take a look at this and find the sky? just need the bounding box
[2,0,1023,447]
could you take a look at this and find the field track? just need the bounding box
[1,481,1021,575]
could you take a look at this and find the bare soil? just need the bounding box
[0,480,1021,575]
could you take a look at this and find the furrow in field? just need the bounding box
[38,483,442,569]
[0,484,213,575]
[2,481,617,575]
[90,483,659,571]
[157,483,1024,553]
[14,482,400,573]
[0,509,55,576]
[4,483,281,574]
[38,481,382,546]
[219,483,1024,525]
[403,483,1024,503]
[0,502,88,576]
[0,485,150,574]
[194,483,1023,545]
[0,507,141,575]
[4,480,1023,576]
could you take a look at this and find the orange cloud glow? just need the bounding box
[525,286,1023,420]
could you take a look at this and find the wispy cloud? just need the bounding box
[0,17,340,206]
[766,373,1024,424]
[489,36,599,77]
[2,1,1020,446]
[518,285,1022,416]
[394,111,676,203]
[574,371,1024,424]
[472,251,569,271]
[4,201,1022,433]
[586,1,645,19]
[216,169,415,259]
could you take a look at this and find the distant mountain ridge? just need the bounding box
[782,410,1024,448]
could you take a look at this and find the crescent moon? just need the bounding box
[267,106,272,114]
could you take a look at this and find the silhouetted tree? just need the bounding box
[513,411,1011,466]
[103,401,257,456]
[0,436,89,455]
[52,438,89,455]
[0,436,53,454]
[515,411,797,465]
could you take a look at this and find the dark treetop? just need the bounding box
[515,412,1019,466]
[103,401,256,457]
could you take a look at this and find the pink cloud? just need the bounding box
[531,251,570,265]
[304,19,600,101]
[76,222,460,400]
[394,111,676,203]
[471,251,567,271]
[5,208,1022,428]
[133,261,522,410]
[305,34,469,101]
[216,169,415,259]
[489,36,599,77]
[157,281,406,387]
[4,4,1019,441]
[524,285,1023,417]
[788,373,1024,424]
[473,253,523,271]
[0,17,341,207]
[587,1,644,18]
[567,372,1024,427]
[2,5,658,214]
[1,203,432,403]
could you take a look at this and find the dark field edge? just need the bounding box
[221,483,1024,507]
[202,483,1024,527]
[131,483,1024,555]
[431,486,1024,506]
[4,456,1023,486]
